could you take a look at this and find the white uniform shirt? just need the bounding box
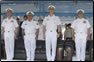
[1,17,18,32]
[21,20,39,36]
[38,24,44,40]
[71,18,91,34]
[43,15,61,31]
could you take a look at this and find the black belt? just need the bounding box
[66,37,72,40]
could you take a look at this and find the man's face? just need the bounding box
[78,11,83,18]
[7,11,12,17]
[27,15,33,20]
[49,9,54,14]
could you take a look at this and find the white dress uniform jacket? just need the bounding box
[43,15,61,61]
[1,17,18,60]
[21,20,39,61]
[71,18,91,61]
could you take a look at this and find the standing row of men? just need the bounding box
[1,5,91,61]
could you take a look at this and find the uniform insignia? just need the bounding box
[5,21,7,23]
[83,21,86,23]
[25,24,27,25]
[11,20,14,22]
[47,19,49,21]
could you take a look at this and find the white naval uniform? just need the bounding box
[38,24,44,40]
[21,20,39,61]
[43,15,61,61]
[1,17,18,60]
[71,18,91,61]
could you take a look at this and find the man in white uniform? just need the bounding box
[71,9,91,61]
[38,18,44,40]
[21,11,39,61]
[1,8,18,60]
[43,5,61,61]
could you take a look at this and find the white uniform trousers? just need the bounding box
[4,31,14,60]
[45,31,57,61]
[75,33,87,61]
[24,35,36,61]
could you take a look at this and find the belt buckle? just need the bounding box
[80,32,82,34]
[50,30,52,32]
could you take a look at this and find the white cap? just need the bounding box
[6,8,13,12]
[26,11,34,16]
[38,18,43,21]
[48,5,56,9]
[17,16,20,19]
[76,9,85,13]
